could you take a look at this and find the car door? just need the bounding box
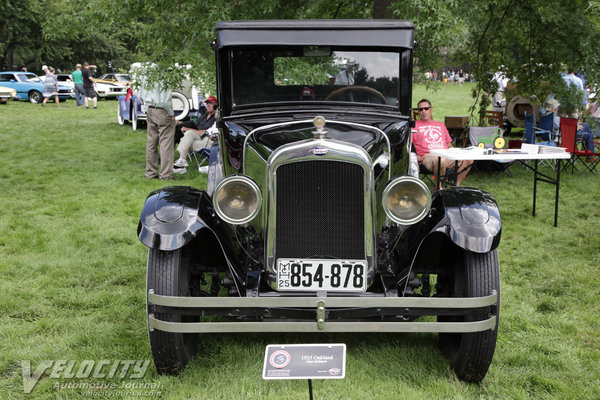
[0,74,19,95]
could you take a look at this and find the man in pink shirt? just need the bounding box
[412,99,473,186]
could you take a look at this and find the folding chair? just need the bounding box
[188,147,211,172]
[524,112,556,169]
[419,163,458,188]
[413,147,457,188]
[485,110,504,129]
[536,112,560,146]
[560,117,600,174]
[469,126,515,181]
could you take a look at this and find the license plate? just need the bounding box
[277,259,367,292]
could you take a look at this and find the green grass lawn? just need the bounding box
[0,89,599,400]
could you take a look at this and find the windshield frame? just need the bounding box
[227,46,402,113]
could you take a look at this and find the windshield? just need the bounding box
[231,47,399,108]
[18,73,41,83]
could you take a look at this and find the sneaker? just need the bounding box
[198,166,209,174]
[174,158,188,168]
[173,167,187,174]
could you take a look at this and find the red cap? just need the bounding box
[205,96,217,104]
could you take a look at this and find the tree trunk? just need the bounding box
[372,0,394,19]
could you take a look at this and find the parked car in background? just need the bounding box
[41,73,76,98]
[54,73,74,87]
[95,81,127,98]
[0,71,73,103]
[138,20,502,383]
[97,73,132,86]
[118,63,204,130]
[0,86,16,104]
[117,90,203,130]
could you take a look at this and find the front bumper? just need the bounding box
[97,88,127,97]
[147,291,498,333]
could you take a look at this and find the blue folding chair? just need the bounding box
[188,147,211,172]
[524,112,536,144]
[536,112,559,146]
[524,112,556,169]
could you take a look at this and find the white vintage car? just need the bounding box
[47,73,127,99]
[94,81,127,98]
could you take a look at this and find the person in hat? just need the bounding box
[71,63,84,106]
[173,96,218,174]
[334,58,356,86]
[540,98,561,133]
[41,66,60,108]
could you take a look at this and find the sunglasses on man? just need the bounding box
[418,106,431,111]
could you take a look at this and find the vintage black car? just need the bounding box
[138,20,501,383]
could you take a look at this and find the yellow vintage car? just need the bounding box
[0,86,16,104]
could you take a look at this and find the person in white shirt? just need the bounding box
[334,60,356,86]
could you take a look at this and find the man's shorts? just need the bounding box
[421,153,454,172]
[84,86,98,98]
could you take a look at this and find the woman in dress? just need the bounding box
[42,66,60,107]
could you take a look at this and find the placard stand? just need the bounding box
[263,343,346,399]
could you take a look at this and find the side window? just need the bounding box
[0,74,14,82]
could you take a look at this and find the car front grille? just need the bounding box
[275,160,365,259]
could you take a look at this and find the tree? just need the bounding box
[0,0,44,69]
[458,0,600,117]
[8,0,600,117]
[388,0,600,117]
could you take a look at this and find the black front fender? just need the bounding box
[137,186,207,251]
[432,187,502,253]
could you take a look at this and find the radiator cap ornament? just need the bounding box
[313,116,327,139]
[312,147,328,156]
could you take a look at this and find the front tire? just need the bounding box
[438,249,500,382]
[147,248,199,375]
[28,90,42,104]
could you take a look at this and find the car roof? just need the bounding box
[215,19,414,49]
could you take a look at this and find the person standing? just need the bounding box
[41,66,60,108]
[334,59,356,85]
[82,62,98,109]
[71,63,84,106]
[138,70,175,180]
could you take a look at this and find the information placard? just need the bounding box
[262,344,346,380]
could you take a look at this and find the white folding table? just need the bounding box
[430,148,572,227]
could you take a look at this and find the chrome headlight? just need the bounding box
[213,176,262,225]
[382,176,431,224]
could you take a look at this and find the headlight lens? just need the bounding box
[213,176,262,225]
[382,176,431,224]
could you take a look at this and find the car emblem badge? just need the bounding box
[313,147,328,156]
